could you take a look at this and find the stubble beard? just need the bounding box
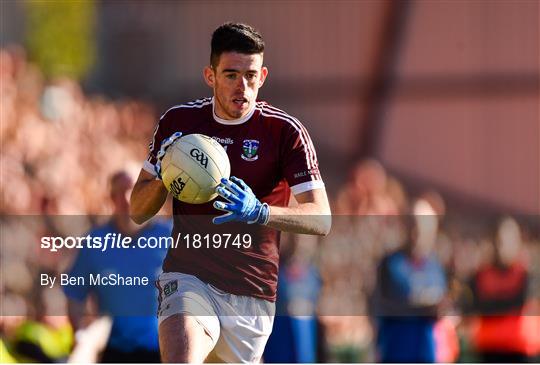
[215,91,249,120]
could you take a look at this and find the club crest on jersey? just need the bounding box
[241,139,259,161]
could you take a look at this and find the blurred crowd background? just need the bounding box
[1,0,539,363]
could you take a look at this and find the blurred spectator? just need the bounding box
[468,217,540,362]
[371,198,449,362]
[1,48,164,363]
[0,336,16,363]
[335,159,399,216]
[1,285,73,362]
[63,171,171,363]
[318,160,407,361]
[10,316,72,363]
[1,46,539,363]
[264,234,322,363]
[0,47,155,217]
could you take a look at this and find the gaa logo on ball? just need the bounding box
[161,134,230,204]
[189,148,209,169]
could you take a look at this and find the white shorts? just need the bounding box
[157,272,275,363]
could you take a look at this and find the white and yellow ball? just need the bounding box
[161,134,230,204]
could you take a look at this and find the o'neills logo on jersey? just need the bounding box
[242,139,259,161]
[212,137,234,145]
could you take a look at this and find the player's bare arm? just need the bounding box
[130,169,168,224]
[213,177,331,235]
[266,188,331,235]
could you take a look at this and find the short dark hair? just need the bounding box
[210,22,265,68]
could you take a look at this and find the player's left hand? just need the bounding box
[213,176,270,225]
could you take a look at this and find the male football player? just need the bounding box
[130,23,331,363]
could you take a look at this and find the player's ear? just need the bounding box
[259,67,268,87]
[203,66,215,88]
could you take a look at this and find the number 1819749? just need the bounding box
[183,233,252,249]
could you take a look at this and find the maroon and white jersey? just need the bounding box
[144,97,324,301]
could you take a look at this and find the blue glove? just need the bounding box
[213,176,270,225]
[154,132,182,179]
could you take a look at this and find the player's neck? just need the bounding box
[212,97,255,125]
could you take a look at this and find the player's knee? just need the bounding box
[159,314,212,363]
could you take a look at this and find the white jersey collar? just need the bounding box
[212,97,255,125]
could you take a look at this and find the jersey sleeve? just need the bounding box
[280,120,325,195]
[143,109,176,176]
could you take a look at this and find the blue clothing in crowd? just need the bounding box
[264,262,320,363]
[375,250,447,363]
[63,219,171,352]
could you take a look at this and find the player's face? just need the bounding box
[204,52,268,120]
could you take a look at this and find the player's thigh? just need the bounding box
[211,292,275,363]
[159,313,214,363]
[156,272,221,362]
[215,314,274,363]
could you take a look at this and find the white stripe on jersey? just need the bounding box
[149,98,212,156]
[256,104,313,169]
[256,108,314,171]
[143,160,157,176]
[159,98,212,120]
[256,103,318,171]
[256,103,318,170]
[148,121,160,155]
[185,97,213,107]
[261,104,319,170]
[290,180,325,195]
